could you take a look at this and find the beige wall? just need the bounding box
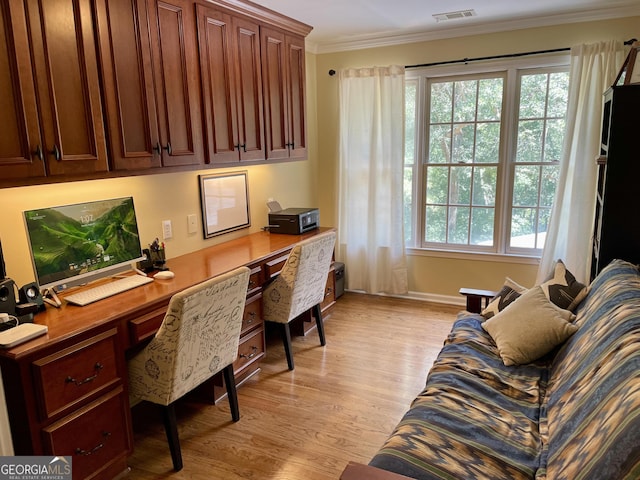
[1,18,638,301]
[313,18,639,299]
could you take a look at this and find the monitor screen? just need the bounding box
[23,197,145,291]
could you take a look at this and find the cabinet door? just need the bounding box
[232,16,264,162]
[261,27,307,161]
[285,34,307,160]
[261,27,289,160]
[0,0,45,180]
[197,6,264,164]
[27,0,109,175]
[148,0,203,167]
[95,0,161,170]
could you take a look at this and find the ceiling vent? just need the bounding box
[433,9,477,22]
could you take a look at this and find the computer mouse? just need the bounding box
[154,270,175,280]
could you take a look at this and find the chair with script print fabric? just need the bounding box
[262,231,336,370]
[127,266,250,471]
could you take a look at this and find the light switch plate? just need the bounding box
[187,214,198,234]
[162,220,172,239]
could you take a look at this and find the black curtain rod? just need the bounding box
[404,38,638,70]
[328,38,637,75]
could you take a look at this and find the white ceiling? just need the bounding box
[254,0,640,53]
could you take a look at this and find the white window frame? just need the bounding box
[405,53,570,262]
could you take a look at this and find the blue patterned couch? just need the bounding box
[341,259,640,480]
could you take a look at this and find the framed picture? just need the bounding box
[199,171,250,238]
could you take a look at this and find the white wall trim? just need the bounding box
[345,289,465,308]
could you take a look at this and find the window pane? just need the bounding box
[453,80,477,122]
[510,207,536,248]
[425,206,446,242]
[471,207,494,245]
[405,82,417,165]
[451,123,474,163]
[516,120,543,162]
[519,74,547,118]
[429,125,451,163]
[513,165,540,207]
[475,122,500,163]
[472,166,497,206]
[430,82,452,123]
[448,206,470,244]
[544,118,565,162]
[547,72,569,117]
[538,208,551,249]
[426,166,449,204]
[477,78,503,121]
[449,166,472,205]
[404,166,413,243]
[540,164,559,207]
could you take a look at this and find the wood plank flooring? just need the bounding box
[126,292,460,479]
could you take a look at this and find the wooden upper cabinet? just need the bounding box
[196,5,264,164]
[95,0,161,170]
[0,0,45,180]
[27,0,109,176]
[261,27,307,161]
[147,0,203,167]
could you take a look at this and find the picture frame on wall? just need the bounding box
[199,171,250,238]
[615,41,640,86]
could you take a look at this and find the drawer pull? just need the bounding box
[325,287,333,298]
[75,431,111,456]
[240,346,258,359]
[247,311,257,324]
[65,362,103,386]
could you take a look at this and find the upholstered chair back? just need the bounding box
[128,266,250,406]
[263,231,336,324]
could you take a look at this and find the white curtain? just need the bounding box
[337,65,408,295]
[537,41,625,284]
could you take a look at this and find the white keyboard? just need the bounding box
[64,274,154,306]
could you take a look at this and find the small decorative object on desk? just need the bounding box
[149,238,168,271]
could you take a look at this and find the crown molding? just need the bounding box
[308,5,640,54]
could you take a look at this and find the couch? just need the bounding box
[341,259,640,480]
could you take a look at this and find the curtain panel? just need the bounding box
[337,65,408,295]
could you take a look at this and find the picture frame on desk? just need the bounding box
[199,171,251,238]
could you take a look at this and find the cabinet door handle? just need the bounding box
[50,144,61,161]
[32,145,44,162]
[162,142,172,155]
[239,346,258,359]
[153,143,161,155]
[75,431,111,456]
[65,362,103,386]
[286,142,295,149]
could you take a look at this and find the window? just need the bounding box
[405,58,569,257]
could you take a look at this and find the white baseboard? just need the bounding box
[344,289,465,307]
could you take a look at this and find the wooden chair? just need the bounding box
[262,231,336,370]
[127,266,250,471]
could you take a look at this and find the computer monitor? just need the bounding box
[23,197,146,291]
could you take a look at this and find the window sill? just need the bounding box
[406,247,541,265]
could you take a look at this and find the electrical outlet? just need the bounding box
[162,220,173,240]
[187,214,198,234]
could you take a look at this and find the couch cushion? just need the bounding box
[545,259,640,480]
[482,286,577,366]
[538,259,587,311]
[369,314,548,479]
[482,277,527,319]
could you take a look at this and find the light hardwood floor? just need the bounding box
[126,292,461,479]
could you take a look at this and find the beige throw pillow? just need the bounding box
[482,286,578,366]
[481,277,528,319]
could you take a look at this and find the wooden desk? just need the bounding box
[0,228,334,480]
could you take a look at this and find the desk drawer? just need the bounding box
[128,307,165,345]
[42,386,130,480]
[242,293,263,335]
[263,253,289,279]
[33,329,120,420]
[247,265,263,296]
[234,326,264,375]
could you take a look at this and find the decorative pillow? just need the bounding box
[481,277,527,319]
[539,259,588,311]
[482,286,578,366]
